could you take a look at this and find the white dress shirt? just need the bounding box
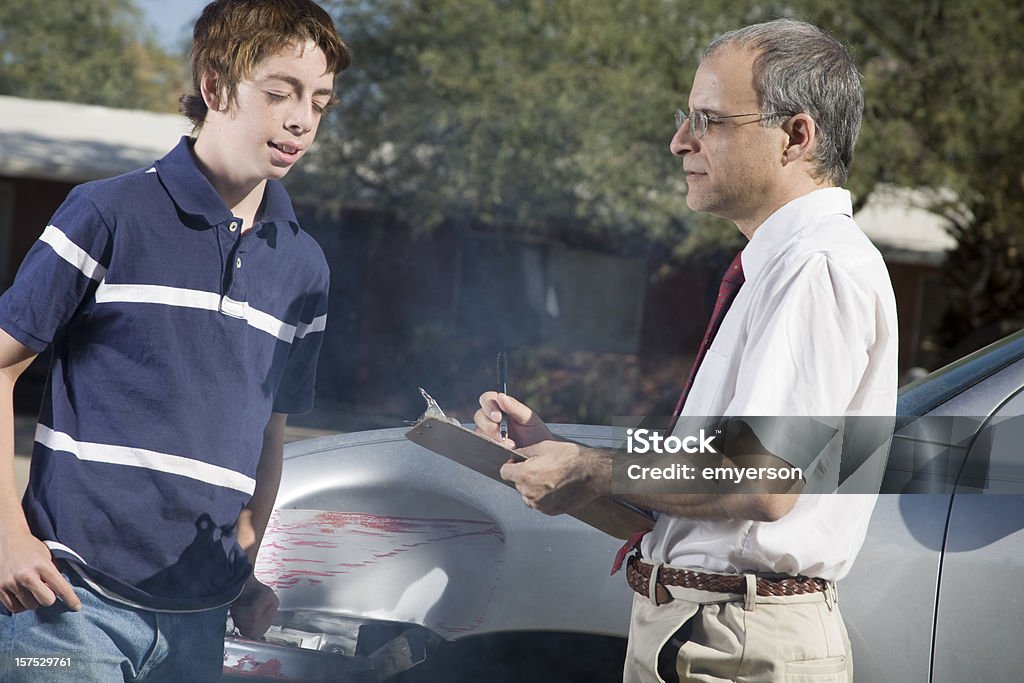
[642,187,898,581]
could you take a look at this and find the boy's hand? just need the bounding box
[0,527,82,613]
[230,576,279,639]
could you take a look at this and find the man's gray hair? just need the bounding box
[705,19,863,186]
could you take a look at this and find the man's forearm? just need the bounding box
[578,444,800,522]
[617,490,799,522]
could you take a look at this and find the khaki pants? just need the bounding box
[623,568,852,683]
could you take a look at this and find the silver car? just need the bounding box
[223,330,1024,682]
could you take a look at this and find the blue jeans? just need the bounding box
[0,568,229,682]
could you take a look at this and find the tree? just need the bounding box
[315,0,1023,365]
[311,0,755,258]
[806,1,1024,360]
[0,0,184,112]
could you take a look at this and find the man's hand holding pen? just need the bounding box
[474,391,556,450]
[474,391,607,514]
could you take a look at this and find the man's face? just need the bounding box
[206,41,334,183]
[670,46,789,233]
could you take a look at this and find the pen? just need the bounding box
[497,351,508,440]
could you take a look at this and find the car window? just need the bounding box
[898,329,1024,419]
[885,330,1024,494]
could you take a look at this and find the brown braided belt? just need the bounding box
[626,554,829,605]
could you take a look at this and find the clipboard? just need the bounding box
[405,416,654,540]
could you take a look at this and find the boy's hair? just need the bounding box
[180,0,351,129]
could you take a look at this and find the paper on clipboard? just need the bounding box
[404,391,654,540]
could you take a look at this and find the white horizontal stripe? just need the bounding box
[96,282,220,310]
[295,313,327,340]
[95,283,297,343]
[40,225,107,282]
[36,424,256,496]
[44,541,87,564]
[245,305,295,342]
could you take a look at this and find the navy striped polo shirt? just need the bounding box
[0,137,329,611]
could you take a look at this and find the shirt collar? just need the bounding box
[740,187,852,282]
[153,136,299,231]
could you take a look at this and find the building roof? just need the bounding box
[854,186,956,265]
[0,96,955,264]
[0,95,189,183]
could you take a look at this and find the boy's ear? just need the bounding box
[200,68,226,112]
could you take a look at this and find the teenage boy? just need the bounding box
[0,1,349,680]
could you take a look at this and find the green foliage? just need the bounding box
[0,0,184,112]
[2,0,1019,360]
[806,1,1024,356]
[310,0,756,257]
[314,0,1023,362]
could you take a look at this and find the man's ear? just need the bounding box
[200,68,225,112]
[782,113,817,164]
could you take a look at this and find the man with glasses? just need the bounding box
[476,18,896,682]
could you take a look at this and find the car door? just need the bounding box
[844,331,1024,682]
[931,362,1024,682]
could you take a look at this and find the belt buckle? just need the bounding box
[653,580,673,606]
[628,555,673,606]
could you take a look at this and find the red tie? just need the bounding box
[610,251,745,576]
[666,252,745,436]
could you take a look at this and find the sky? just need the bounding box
[138,0,210,51]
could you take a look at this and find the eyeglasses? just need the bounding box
[674,109,793,139]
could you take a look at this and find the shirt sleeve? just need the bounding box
[272,272,329,414]
[0,186,113,352]
[726,253,878,469]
